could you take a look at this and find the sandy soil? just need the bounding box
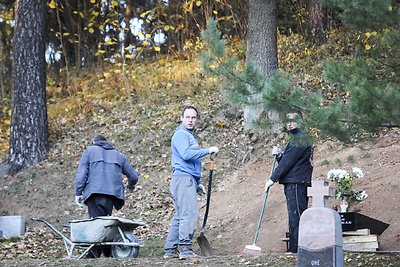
[205,131,400,255]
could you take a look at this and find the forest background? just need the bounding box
[0,0,399,266]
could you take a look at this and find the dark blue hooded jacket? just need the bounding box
[270,128,313,186]
[75,141,139,208]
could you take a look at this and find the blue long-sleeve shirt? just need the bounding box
[171,124,209,184]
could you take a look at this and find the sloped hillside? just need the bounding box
[1,84,399,261]
[1,36,399,266]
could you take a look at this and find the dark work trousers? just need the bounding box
[86,194,115,218]
[85,194,115,257]
[284,183,308,253]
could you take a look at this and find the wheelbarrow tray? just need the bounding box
[70,216,146,243]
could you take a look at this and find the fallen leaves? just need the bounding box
[0,227,64,259]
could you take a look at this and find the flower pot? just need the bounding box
[340,195,350,212]
[340,203,349,212]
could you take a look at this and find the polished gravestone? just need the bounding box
[339,212,389,235]
[296,180,344,267]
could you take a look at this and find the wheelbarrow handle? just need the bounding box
[31,217,72,244]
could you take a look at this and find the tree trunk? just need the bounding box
[307,0,326,46]
[6,0,48,174]
[244,0,278,131]
[0,21,13,99]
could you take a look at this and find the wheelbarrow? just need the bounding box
[32,216,147,259]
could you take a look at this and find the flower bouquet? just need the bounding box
[327,167,368,201]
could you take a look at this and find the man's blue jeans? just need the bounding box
[284,183,308,253]
[164,174,199,250]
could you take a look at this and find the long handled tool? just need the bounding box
[197,154,215,256]
[240,155,277,256]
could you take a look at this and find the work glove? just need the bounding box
[208,146,219,154]
[127,181,136,191]
[75,195,84,208]
[197,184,206,196]
[271,145,282,156]
[264,179,274,192]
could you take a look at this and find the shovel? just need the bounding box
[197,154,215,256]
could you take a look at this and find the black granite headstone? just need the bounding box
[339,212,389,235]
[297,246,342,267]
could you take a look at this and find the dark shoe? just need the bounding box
[179,248,198,259]
[85,248,100,258]
[102,245,112,257]
[164,249,179,259]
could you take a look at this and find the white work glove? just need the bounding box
[208,146,219,154]
[75,195,84,208]
[197,184,206,196]
[271,145,282,156]
[264,179,274,192]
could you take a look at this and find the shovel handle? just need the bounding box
[210,153,215,166]
[201,156,214,231]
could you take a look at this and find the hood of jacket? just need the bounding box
[93,141,114,150]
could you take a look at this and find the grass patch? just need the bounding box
[321,159,330,166]
[334,158,342,167]
[139,236,165,257]
[0,237,20,243]
[346,155,356,163]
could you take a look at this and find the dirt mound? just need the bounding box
[206,132,400,254]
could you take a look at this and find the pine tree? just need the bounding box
[201,0,400,142]
[317,0,400,140]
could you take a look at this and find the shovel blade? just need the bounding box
[197,233,214,256]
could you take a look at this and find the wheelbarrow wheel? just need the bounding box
[111,232,139,258]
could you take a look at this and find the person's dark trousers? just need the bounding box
[85,194,115,257]
[284,183,308,253]
[86,194,114,217]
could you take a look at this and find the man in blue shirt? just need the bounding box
[164,106,219,259]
